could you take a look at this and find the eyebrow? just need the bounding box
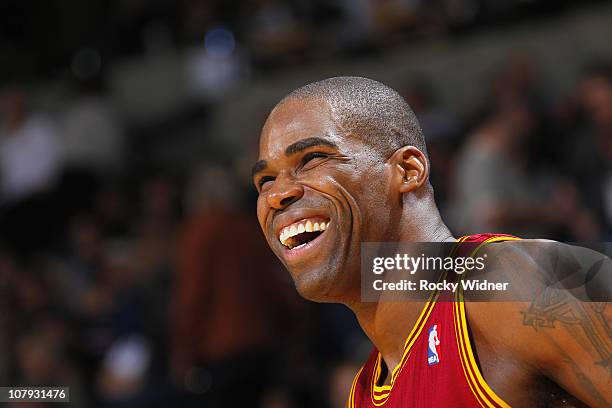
[285,137,338,155]
[252,137,339,178]
[251,160,268,177]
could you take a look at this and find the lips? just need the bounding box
[279,217,330,249]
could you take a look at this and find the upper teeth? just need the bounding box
[280,219,329,247]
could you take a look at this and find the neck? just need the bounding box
[346,197,454,380]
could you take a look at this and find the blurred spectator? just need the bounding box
[567,61,612,239]
[0,85,64,253]
[172,164,308,407]
[450,97,596,239]
[60,80,125,175]
[12,315,86,407]
[244,0,317,67]
[0,86,61,203]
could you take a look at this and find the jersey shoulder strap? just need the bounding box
[458,233,520,244]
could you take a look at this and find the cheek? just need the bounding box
[355,165,390,204]
[256,196,268,229]
[356,170,395,236]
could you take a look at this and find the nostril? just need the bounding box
[280,196,296,207]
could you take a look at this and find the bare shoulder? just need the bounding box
[465,239,612,407]
[478,239,611,297]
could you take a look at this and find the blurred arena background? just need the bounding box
[1,0,612,407]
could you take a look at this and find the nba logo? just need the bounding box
[427,324,440,366]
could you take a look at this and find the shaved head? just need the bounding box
[278,76,427,159]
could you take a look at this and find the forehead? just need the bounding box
[259,98,342,160]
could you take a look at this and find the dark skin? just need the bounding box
[254,97,612,407]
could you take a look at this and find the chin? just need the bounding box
[291,265,347,303]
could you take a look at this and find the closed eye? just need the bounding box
[258,175,275,190]
[301,152,328,168]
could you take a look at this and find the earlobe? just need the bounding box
[391,146,429,194]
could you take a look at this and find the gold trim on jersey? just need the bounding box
[368,289,440,406]
[453,235,520,408]
[347,366,364,408]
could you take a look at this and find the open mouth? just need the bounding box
[279,217,330,250]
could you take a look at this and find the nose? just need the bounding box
[266,174,304,210]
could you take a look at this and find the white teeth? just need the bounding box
[278,219,331,247]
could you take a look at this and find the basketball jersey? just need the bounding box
[348,233,521,408]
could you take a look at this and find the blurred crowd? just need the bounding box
[0,0,602,80]
[2,1,612,408]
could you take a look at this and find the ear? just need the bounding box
[387,146,429,194]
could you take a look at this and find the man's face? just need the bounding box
[253,98,395,302]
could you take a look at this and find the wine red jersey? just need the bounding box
[348,234,520,408]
